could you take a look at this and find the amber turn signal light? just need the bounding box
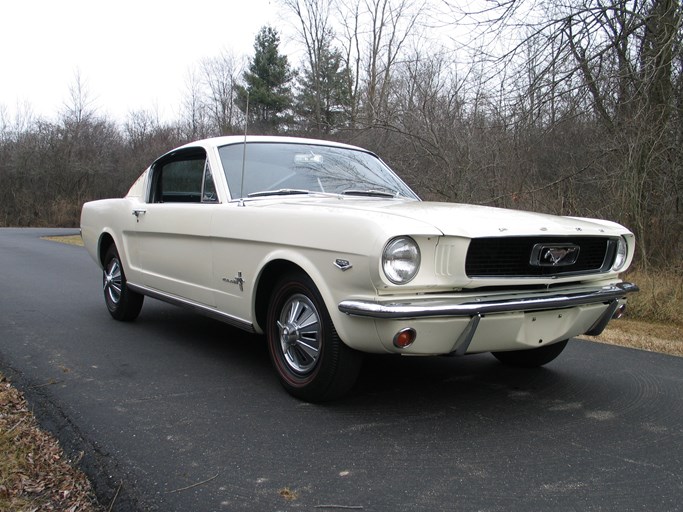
[393,328,417,348]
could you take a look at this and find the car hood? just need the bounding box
[266,198,629,238]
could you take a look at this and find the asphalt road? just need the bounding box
[1,227,682,512]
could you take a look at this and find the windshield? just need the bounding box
[218,142,419,200]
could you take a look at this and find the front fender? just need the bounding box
[251,246,379,350]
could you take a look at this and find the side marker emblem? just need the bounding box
[334,259,353,271]
[222,272,245,291]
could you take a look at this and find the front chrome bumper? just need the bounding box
[339,282,638,356]
[338,282,639,320]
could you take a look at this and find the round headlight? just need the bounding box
[382,236,421,284]
[612,236,628,272]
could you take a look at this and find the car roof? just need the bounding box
[176,135,366,152]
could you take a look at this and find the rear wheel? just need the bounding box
[492,339,568,368]
[103,244,143,321]
[266,272,362,402]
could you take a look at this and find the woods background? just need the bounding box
[1,0,681,272]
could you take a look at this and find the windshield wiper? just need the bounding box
[247,189,311,198]
[341,189,398,198]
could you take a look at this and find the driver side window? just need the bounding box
[149,148,219,204]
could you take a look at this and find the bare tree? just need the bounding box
[201,51,243,135]
[335,0,363,127]
[63,69,97,125]
[282,0,331,125]
[281,0,351,134]
[437,0,683,267]
[181,65,209,140]
[332,0,428,127]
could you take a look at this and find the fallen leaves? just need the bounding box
[0,373,100,511]
[278,487,299,501]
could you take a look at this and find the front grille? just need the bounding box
[465,236,615,277]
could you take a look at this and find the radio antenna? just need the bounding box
[239,91,249,207]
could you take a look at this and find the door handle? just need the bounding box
[132,209,147,221]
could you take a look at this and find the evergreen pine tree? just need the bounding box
[236,26,294,134]
[295,40,350,135]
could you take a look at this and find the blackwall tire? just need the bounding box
[102,244,144,321]
[266,272,362,402]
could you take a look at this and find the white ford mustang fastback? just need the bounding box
[81,136,638,401]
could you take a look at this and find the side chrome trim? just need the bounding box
[338,282,639,320]
[127,283,256,333]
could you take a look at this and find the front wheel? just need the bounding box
[102,244,144,321]
[266,272,362,402]
[492,339,569,368]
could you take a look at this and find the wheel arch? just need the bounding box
[254,259,306,333]
[98,232,116,267]
[251,249,376,350]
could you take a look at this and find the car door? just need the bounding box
[132,147,219,307]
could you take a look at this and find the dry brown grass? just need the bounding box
[623,267,683,325]
[582,319,683,357]
[0,373,101,511]
[579,267,683,357]
[41,235,84,247]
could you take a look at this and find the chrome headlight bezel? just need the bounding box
[611,236,628,272]
[382,236,421,284]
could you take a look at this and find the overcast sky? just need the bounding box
[1,0,287,123]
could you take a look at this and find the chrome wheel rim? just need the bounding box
[277,293,321,375]
[104,258,123,305]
